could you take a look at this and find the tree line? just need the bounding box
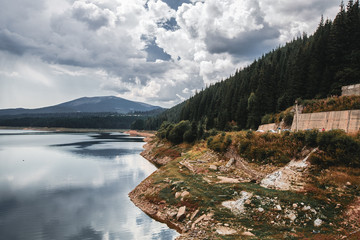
[140,1,360,132]
[0,113,147,129]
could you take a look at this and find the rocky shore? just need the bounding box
[129,136,360,239]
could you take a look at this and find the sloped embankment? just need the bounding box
[130,135,360,239]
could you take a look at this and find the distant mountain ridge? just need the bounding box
[0,96,163,116]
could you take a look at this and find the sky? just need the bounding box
[0,0,341,109]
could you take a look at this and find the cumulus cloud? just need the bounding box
[0,0,341,108]
[71,1,116,30]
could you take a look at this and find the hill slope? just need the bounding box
[0,96,163,116]
[145,1,360,131]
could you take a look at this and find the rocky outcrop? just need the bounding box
[222,191,253,214]
[140,139,172,166]
[260,148,317,191]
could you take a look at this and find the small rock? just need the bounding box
[258,207,264,212]
[190,209,199,221]
[274,205,282,211]
[209,165,218,171]
[175,192,181,199]
[293,203,298,208]
[302,206,311,211]
[242,231,255,237]
[225,158,235,168]
[245,199,251,205]
[204,212,214,221]
[314,218,323,227]
[181,191,190,198]
[216,226,237,235]
[346,182,352,186]
[176,206,186,221]
[168,211,177,218]
[286,212,297,222]
[224,223,229,227]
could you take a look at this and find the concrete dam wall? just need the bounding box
[291,110,360,133]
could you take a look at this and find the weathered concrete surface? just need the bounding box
[342,84,360,96]
[258,123,277,131]
[291,110,360,133]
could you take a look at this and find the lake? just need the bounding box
[0,129,178,240]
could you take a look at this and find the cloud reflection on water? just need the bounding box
[0,131,178,240]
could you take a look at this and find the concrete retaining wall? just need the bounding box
[258,123,277,131]
[291,110,360,133]
[342,84,360,96]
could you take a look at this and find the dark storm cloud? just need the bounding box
[205,23,280,57]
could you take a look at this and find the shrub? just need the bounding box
[168,120,191,144]
[157,121,174,139]
[291,131,306,142]
[183,129,196,143]
[207,133,232,152]
[283,112,294,127]
[305,129,318,147]
[261,114,275,124]
[246,130,254,139]
[315,130,360,167]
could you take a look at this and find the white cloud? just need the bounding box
[0,0,342,109]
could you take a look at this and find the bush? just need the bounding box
[183,129,196,143]
[207,133,232,152]
[168,120,191,144]
[283,112,294,127]
[246,130,254,139]
[291,131,306,142]
[305,129,318,147]
[315,130,360,167]
[261,114,275,124]
[157,121,174,139]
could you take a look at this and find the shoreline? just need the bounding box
[129,134,360,239]
[129,136,185,237]
[0,126,156,136]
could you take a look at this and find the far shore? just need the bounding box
[0,126,155,137]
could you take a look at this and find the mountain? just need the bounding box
[142,1,360,131]
[0,96,163,116]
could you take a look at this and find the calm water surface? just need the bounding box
[0,130,178,240]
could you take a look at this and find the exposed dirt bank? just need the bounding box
[129,137,360,239]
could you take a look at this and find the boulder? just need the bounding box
[176,206,186,221]
[181,191,190,198]
[286,212,297,222]
[274,205,282,211]
[314,218,323,227]
[242,231,255,237]
[209,165,218,171]
[175,192,181,199]
[225,158,235,168]
[190,209,199,221]
[302,206,311,211]
[216,226,237,235]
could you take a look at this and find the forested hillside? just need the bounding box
[143,1,360,131]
